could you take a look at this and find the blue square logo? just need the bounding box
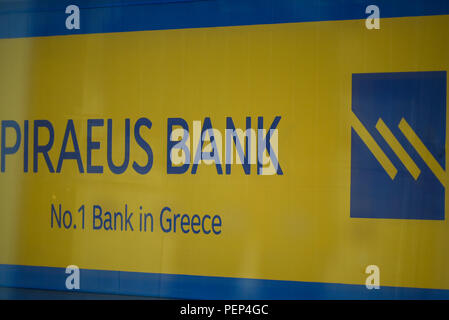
[350,71,446,220]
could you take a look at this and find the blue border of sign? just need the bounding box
[1,264,449,299]
[0,0,448,39]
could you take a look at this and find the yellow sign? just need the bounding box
[0,14,449,296]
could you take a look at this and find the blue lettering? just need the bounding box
[87,119,104,174]
[57,119,84,173]
[33,120,54,173]
[167,118,190,174]
[133,118,153,174]
[1,120,21,172]
[107,119,130,174]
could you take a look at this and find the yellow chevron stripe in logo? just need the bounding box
[351,112,446,187]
